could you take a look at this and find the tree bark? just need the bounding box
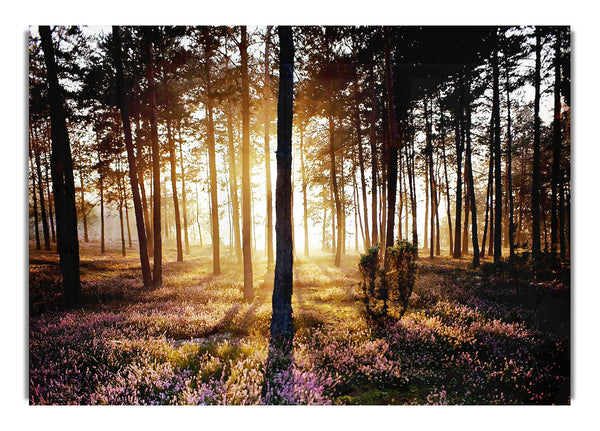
[453,75,463,259]
[167,117,183,262]
[241,26,254,300]
[492,43,503,263]
[369,63,379,247]
[264,26,274,269]
[224,61,242,263]
[40,25,81,306]
[550,29,562,262]
[144,28,162,288]
[32,125,51,250]
[271,25,294,341]
[383,26,399,268]
[505,52,516,258]
[29,135,41,250]
[464,78,480,267]
[353,71,370,250]
[300,126,309,256]
[177,122,190,255]
[532,27,542,260]
[439,100,453,255]
[204,41,220,274]
[113,26,152,286]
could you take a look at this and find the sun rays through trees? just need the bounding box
[29,25,570,405]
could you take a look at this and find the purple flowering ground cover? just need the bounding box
[29,241,570,405]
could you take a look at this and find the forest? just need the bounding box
[28,25,571,406]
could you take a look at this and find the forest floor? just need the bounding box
[28,240,570,405]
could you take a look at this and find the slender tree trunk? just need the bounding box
[505,56,516,258]
[136,118,153,256]
[464,80,480,267]
[29,136,41,250]
[492,44,503,263]
[330,111,342,268]
[300,126,309,256]
[78,160,89,243]
[453,75,463,259]
[144,29,162,288]
[405,126,418,254]
[113,26,152,286]
[125,197,132,248]
[462,157,470,256]
[425,98,435,259]
[439,101,453,255]
[550,29,562,262]
[241,26,254,300]
[383,26,399,268]
[353,72,370,250]
[369,63,379,247]
[204,41,221,274]
[166,118,183,262]
[41,126,57,244]
[196,184,203,247]
[271,25,295,341]
[177,122,190,255]
[98,150,105,254]
[225,85,242,263]
[118,175,126,257]
[532,27,542,260]
[32,126,51,250]
[40,25,81,306]
[263,26,274,269]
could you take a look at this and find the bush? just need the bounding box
[358,241,417,319]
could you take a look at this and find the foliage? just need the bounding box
[358,241,418,319]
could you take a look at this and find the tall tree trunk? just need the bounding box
[439,100,453,255]
[383,26,399,268]
[425,98,435,259]
[29,135,41,250]
[204,40,221,275]
[113,26,152,286]
[505,55,516,258]
[492,43,503,263]
[78,158,89,243]
[550,29,562,262]
[144,29,162,288]
[464,78,480,267]
[271,25,294,341]
[462,157,470,256]
[41,126,57,244]
[300,126,309,256]
[196,184,203,247]
[167,117,183,262]
[453,75,464,259]
[532,27,542,260]
[225,80,242,263]
[241,26,254,300]
[264,26,274,269]
[97,150,105,254]
[32,126,51,250]
[369,63,379,247]
[118,171,126,257]
[125,197,132,248]
[353,71,370,250]
[178,122,190,255]
[330,112,342,267]
[136,118,153,256]
[40,25,81,306]
[405,126,418,254]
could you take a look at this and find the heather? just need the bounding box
[29,242,569,405]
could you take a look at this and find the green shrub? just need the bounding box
[358,241,417,319]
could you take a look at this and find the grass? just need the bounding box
[28,240,570,405]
